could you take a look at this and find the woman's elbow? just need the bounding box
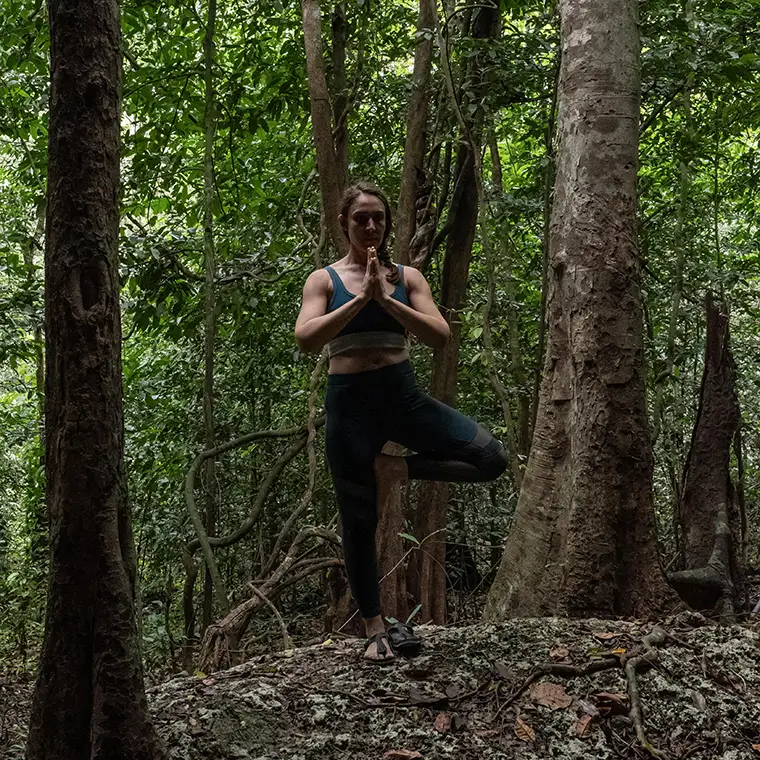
[430,324,450,350]
[295,331,322,355]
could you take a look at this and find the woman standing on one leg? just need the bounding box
[295,182,507,663]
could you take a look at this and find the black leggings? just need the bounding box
[325,360,507,619]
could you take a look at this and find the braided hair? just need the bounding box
[339,181,401,284]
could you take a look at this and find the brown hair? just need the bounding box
[340,181,400,284]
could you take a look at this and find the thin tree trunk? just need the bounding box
[302,0,346,255]
[651,0,693,448]
[484,0,675,621]
[27,0,163,753]
[330,2,349,188]
[201,0,218,636]
[489,136,530,464]
[396,0,435,264]
[410,1,500,625]
[373,0,436,623]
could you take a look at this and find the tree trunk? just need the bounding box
[301,0,346,255]
[372,0,436,624]
[668,295,745,619]
[330,2,349,189]
[201,0,218,636]
[484,0,675,621]
[395,0,435,264]
[409,2,500,625]
[26,0,163,754]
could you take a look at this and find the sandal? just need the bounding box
[363,631,395,664]
[387,622,423,656]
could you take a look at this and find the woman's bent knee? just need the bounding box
[480,442,509,480]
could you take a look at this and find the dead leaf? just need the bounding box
[594,691,629,716]
[451,714,467,732]
[445,684,461,699]
[383,751,423,760]
[611,647,627,656]
[592,632,619,641]
[751,744,760,753]
[574,714,594,738]
[201,677,216,686]
[549,646,570,661]
[530,681,573,710]
[434,712,451,733]
[515,716,536,742]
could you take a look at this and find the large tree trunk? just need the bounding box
[409,2,500,625]
[668,295,745,619]
[26,0,163,756]
[301,0,347,255]
[484,0,675,621]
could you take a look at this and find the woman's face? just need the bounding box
[341,193,387,253]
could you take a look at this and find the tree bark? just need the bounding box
[301,0,346,255]
[484,0,675,621]
[395,0,435,265]
[330,2,349,189]
[26,0,163,755]
[668,295,745,618]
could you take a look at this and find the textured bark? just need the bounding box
[26,0,163,756]
[301,0,346,255]
[395,0,435,264]
[669,295,745,617]
[484,0,675,621]
[410,2,500,625]
[330,2,349,189]
[375,442,410,621]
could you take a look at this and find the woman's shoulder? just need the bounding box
[399,263,425,289]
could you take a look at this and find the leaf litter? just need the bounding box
[4,614,760,759]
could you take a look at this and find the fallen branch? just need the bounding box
[249,584,292,651]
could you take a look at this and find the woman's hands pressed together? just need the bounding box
[359,246,387,304]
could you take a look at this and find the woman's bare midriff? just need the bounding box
[328,346,409,374]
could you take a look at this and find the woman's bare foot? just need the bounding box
[363,615,395,662]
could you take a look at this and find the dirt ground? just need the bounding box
[4,613,760,759]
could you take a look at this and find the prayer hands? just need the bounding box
[360,246,386,303]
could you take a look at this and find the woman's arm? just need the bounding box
[378,266,450,349]
[294,269,370,353]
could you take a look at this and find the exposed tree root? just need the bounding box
[488,626,674,759]
[625,628,668,758]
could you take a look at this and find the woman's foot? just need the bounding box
[363,630,395,663]
[363,615,395,663]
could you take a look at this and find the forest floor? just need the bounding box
[3,612,760,759]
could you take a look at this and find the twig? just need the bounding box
[492,656,620,721]
[248,584,292,651]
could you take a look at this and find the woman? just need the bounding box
[295,182,507,663]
